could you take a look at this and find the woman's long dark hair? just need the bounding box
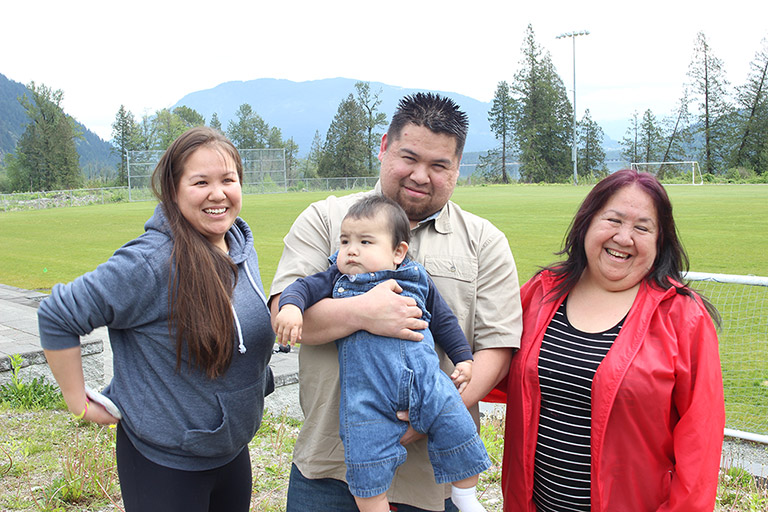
[545,169,719,323]
[151,126,243,378]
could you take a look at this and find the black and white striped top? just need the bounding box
[533,299,623,512]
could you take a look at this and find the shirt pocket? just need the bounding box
[422,255,477,326]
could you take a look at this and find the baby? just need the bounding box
[274,195,489,512]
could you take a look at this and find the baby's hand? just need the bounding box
[274,305,303,347]
[451,360,473,394]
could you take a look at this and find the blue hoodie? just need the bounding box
[38,205,274,470]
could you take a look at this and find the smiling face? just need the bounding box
[583,184,659,292]
[176,145,242,251]
[337,212,408,275]
[378,123,461,226]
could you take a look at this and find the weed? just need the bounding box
[0,354,65,410]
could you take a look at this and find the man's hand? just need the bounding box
[356,280,427,341]
[396,410,426,445]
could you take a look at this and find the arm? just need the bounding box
[270,280,426,345]
[662,296,724,511]
[425,277,475,393]
[43,347,118,425]
[38,237,162,424]
[461,230,522,408]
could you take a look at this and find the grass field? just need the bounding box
[2,183,767,433]
[1,184,766,292]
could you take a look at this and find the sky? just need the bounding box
[2,0,766,142]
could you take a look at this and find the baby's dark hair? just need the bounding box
[345,195,410,249]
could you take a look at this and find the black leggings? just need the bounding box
[116,424,252,512]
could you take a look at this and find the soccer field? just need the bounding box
[1,184,766,292]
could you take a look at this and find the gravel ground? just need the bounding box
[722,436,768,483]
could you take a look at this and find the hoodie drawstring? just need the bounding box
[231,261,270,355]
[232,307,246,354]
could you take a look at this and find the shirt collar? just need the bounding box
[372,180,452,235]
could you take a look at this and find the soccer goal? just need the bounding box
[630,161,703,185]
[685,271,768,444]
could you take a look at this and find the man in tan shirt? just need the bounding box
[270,92,522,511]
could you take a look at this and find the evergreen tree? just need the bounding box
[318,94,368,178]
[731,37,768,175]
[227,104,268,149]
[620,111,641,164]
[209,112,222,132]
[639,109,663,164]
[474,147,517,183]
[511,25,572,183]
[577,109,607,179]
[7,82,82,191]
[354,81,388,173]
[267,126,283,148]
[658,91,695,179]
[283,137,300,179]
[488,81,516,183]
[111,105,137,186]
[688,31,732,175]
[304,130,323,178]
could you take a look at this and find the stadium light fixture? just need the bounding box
[556,30,590,185]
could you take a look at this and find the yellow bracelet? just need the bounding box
[72,398,89,420]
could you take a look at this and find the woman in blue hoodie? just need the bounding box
[38,126,274,512]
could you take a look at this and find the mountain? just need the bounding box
[0,73,118,172]
[172,78,498,157]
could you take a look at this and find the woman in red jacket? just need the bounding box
[499,169,724,511]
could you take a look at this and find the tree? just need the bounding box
[638,109,663,164]
[209,112,222,132]
[577,109,607,179]
[132,113,158,151]
[658,91,695,179]
[266,126,283,149]
[227,104,268,149]
[354,81,388,173]
[173,106,205,128]
[473,147,517,184]
[731,37,768,174]
[283,137,300,179]
[111,105,137,186]
[688,31,732,175]
[154,108,188,150]
[488,81,516,183]
[620,111,641,164]
[510,25,572,183]
[7,82,82,191]
[318,94,368,177]
[304,130,323,178]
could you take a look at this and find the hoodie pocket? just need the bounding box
[180,379,265,458]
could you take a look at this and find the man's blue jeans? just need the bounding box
[286,463,459,512]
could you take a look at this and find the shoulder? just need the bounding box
[300,190,374,224]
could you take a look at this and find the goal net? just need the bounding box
[630,161,703,185]
[685,272,768,442]
[127,148,287,201]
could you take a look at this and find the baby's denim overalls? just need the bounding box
[333,258,491,498]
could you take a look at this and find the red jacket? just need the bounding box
[498,271,724,511]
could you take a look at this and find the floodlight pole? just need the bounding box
[557,30,589,185]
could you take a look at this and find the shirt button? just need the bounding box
[338,287,345,293]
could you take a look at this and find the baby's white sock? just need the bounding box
[450,485,487,512]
